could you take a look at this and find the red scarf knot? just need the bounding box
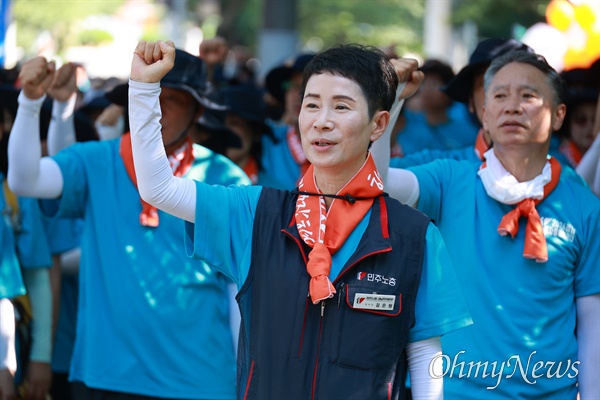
[296,153,383,304]
[494,157,561,263]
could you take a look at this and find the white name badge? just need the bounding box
[353,293,396,311]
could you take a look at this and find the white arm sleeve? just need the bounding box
[576,133,600,197]
[407,336,443,400]
[47,95,76,156]
[22,268,52,363]
[370,84,420,207]
[128,79,196,223]
[576,294,600,399]
[0,298,17,372]
[7,92,64,198]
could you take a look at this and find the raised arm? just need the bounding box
[128,40,196,223]
[46,62,78,155]
[7,57,64,198]
[371,58,423,207]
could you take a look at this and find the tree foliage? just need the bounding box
[188,0,425,54]
[451,0,550,39]
[12,0,124,56]
[298,0,425,54]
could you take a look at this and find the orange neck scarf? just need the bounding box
[243,156,259,185]
[286,125,310,180]
[120,132,194,227]
[295,153,384,304]
[473,129,490,161]
[488,157,562,263]
[559,140,583,167]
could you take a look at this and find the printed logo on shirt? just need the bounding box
[541,217,575,242]
[356,272,396,286]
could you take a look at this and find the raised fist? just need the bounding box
[199,37,229,66]
[130,40,176,84]
[389,58,424,100]
[47,62,78,102]
[19,57,56,100]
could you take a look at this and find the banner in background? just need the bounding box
[0,0,10,67]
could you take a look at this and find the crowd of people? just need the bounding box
[0,32,598,400]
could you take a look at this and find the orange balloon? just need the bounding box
[563,47,588,70]
[546,0,575,32]
[585,32,600,59]
[574,4,596,31]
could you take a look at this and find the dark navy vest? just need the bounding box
[236,187,430,400]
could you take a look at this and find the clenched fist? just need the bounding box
[130,40,176,84]
[199,37,229,66]
[19,57,56,100]
[389,58,424,100]
[47,62,78,102]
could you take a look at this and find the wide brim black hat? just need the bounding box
[264,53,315,105]
[197,108,242,149]
[442,39,534,104]
[221,84,274,139]
[106,49,224,110]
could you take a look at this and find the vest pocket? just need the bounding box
[333,284,407,371]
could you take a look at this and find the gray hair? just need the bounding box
[483,50,564,106]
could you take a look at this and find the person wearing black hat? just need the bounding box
[217,84,287,188]
[388,39,535,169]
[2,83,50,400]
[261,53,316,189]
[0,65,60,400]
[7,48,250,400]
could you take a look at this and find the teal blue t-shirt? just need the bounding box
[16,197,52,269]
[184,183,472,343]
[42,216,83,373]
[261,122,302,190]
[411,159,600,399]
[397,104,479,155]
[390,145,480,169]
[0,175,24,299]
[45,139,250,399]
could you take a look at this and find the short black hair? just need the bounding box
[419,59,455,85]
[300,44,398,119]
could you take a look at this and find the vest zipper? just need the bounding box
[312,301,325,400]
[337,282,345,308]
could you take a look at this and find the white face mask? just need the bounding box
[477,148,552,205]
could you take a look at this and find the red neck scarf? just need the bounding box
[120,132,194,227]
[286,125,310,180]
[473,129,490,161]
[295,153,384,304]
[490,157,562,263]
[243,156,259,185]
[559,140,583,167]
